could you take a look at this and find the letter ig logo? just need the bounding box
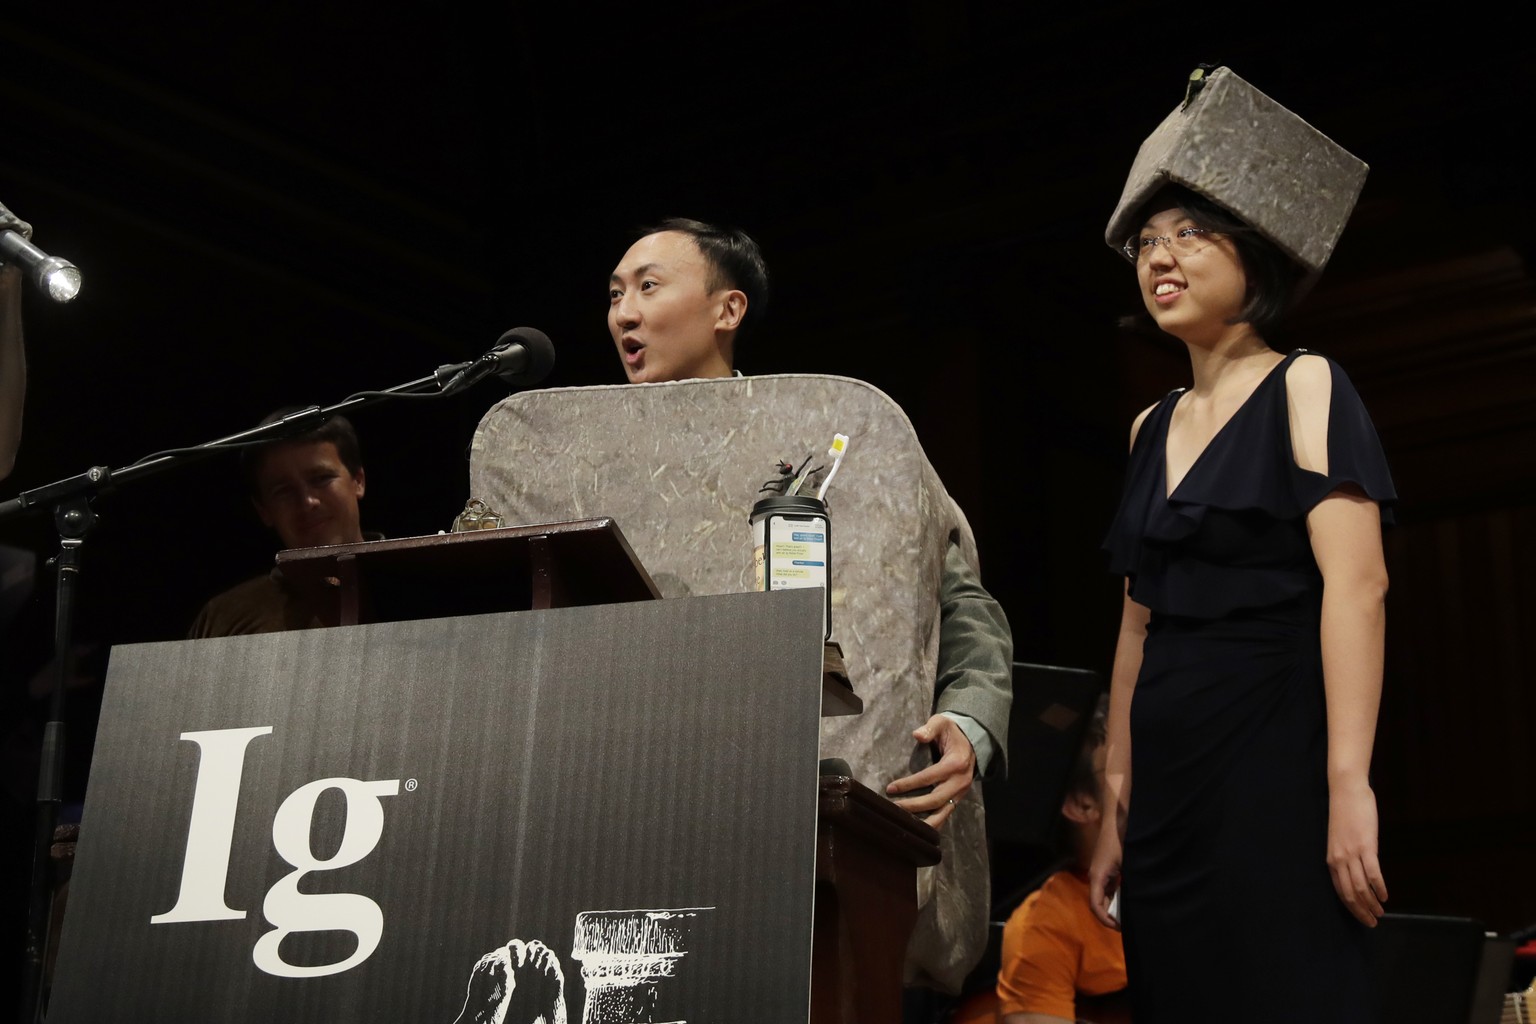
[151,728,401,979]
[254,777,400,978]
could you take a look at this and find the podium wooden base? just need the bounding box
[814,776,942,1024]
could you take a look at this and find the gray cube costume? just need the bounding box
[469,373,1012,990]
[1104,66,1368,288]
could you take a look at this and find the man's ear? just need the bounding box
[1060,790,1100,826]
[252,495,274,530]
[715,289,747,333]
[352,466,366,500]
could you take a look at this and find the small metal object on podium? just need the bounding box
[451,498,505,532]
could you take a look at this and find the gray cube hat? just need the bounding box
[1105,67,1368,279]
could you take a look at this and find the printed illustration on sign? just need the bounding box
[452,908,712,1024]
[453,939,567,1024]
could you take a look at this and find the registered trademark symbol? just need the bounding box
[404,779,418,792]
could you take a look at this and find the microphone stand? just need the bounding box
[7,349,515,1024]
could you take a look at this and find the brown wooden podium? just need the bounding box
[277,519,863,719]
[815,776,942,1024]
[275,519,933,1023]
[276,517,661,625]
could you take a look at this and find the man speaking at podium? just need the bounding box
[606,218,1014,992]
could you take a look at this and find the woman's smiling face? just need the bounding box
[1135,206,1249,339]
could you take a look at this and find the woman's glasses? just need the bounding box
[1120,226,1215,264]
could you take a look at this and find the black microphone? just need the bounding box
[483,326,556,386]
[0,206,81,303]
[434,327,556,391]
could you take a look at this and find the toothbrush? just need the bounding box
[816,433,849,500]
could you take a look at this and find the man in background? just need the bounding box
[189,410,368,637]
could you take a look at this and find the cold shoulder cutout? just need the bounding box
[1128,400,1161,451]
[1284,353,1332,474]
[1284,355,1397,521]
[1103,349,1396,618]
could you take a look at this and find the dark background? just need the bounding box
[3,0,1534,997]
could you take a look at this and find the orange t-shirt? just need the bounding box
[995,869,1127,1020]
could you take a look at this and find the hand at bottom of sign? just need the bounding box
[452,937,568,1024]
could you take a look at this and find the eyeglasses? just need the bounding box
[1120,226,1215,264]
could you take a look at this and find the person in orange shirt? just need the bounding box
[995,697,1128,1023]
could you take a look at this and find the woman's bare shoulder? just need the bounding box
[1284,352,1333,398]
[1128,402,1160,450]
[1285,353,1334,473]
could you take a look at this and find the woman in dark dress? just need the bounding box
[1085,75,1396,1023]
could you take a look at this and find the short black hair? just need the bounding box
[1119,185,1304,335]
[637,217,770,340]
[240,406,362,497]
[1051,692,1110,860]
[1064,692,1110,801]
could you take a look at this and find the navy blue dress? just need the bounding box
[1103,350,1396,1023]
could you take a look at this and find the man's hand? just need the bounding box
[886,714,976,829]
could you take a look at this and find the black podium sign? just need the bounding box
[48,589,825,1023]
